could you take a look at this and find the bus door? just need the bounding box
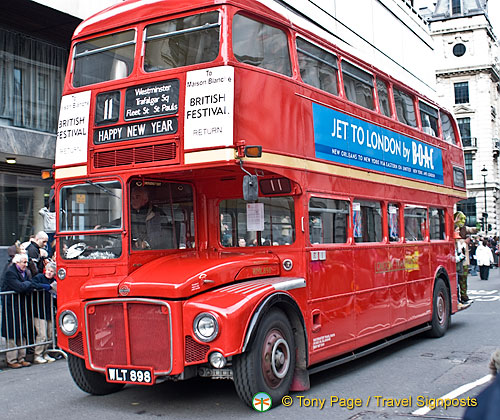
[403,205,432,323]
[307,195,355,360]
[351,199,391,344]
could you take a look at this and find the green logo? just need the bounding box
[252,392,272,412]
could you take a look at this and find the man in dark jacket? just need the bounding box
[26,231,49,277]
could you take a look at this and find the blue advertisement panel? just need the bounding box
[312,103,444,184]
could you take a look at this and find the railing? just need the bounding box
[462,136,477,148]
[0,290,66,364]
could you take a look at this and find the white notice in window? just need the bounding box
[247,203,264,231]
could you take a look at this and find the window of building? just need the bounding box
[454,82,469,104]
[457,117,471,146]
[0,173,53,246]
[376,79,391,117]
[452,0,462,15]
[429,208,445,240]
[144,12,220,72]
[440,112,457,144]
[353,200,382,243]
[456,198,477,227]
[309,197,349,244]
[73,30,135,87]
[388,204,400,242]
[0,29,67,133]
[220,197,295,247]
[341,61,374,110]
[419,101,439,137]
[233,14,291,76]
[453,43,466,57]
[404,206,427,241]
[393,87,417,127]
[296,37,338,95]
[464,152,473,181]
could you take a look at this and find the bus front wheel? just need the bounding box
[428,278,450,338]
[233,309,296,408]
[68,354,125,395]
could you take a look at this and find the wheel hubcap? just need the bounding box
[262,329,291,388]
[437,292,445,325]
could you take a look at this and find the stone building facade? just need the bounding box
[425,0,500,233]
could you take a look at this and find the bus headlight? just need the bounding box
[193,313,219,342]
[59,310,78,336]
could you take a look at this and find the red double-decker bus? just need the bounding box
[54,0,466,407]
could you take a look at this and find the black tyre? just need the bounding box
[233,309,295,407]
[68,354,125,395]
[428,278,450,338]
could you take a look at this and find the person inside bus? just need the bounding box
[130,185,172,250]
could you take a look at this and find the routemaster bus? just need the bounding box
[54,0,467,407]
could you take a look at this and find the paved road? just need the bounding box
[1,269,499,420]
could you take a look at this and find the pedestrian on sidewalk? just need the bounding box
[476,239,494,281]
[456,236,472,303]
[469,239,478,276]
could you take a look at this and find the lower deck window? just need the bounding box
[404,206,427,241]
[309,197,349,244]
[430,208,446,240]
[353,200,382,243]
[220,197,295,247]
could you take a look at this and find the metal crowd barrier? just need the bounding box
[0,289,66,360]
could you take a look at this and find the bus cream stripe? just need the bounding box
[181,149,464,198]
[55,165,88,179]
[258,152,467,198]
[184,148,235,164]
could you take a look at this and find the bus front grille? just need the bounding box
[86,300,172,374]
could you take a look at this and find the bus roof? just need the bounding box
[74,0,287,39]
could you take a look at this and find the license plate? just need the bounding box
[106,366,154,385]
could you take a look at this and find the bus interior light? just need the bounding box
[244,146,262,158]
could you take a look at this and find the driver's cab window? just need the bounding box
[220,197,295,247]
[129,180,195,250]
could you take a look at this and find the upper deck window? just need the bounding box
[144,11,220,72]
[440,112,457,144]
[73,30,135,88]
[419,101,439,137]
[341,61,374,110]
[296,38,338,95]
[376,79,391,117]
[232,14,291,77]
[393,87,417,127]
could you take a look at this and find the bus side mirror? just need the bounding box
[243,175,258,202]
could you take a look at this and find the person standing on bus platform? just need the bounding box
[476,238,494,281]
[130,185,170,249]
